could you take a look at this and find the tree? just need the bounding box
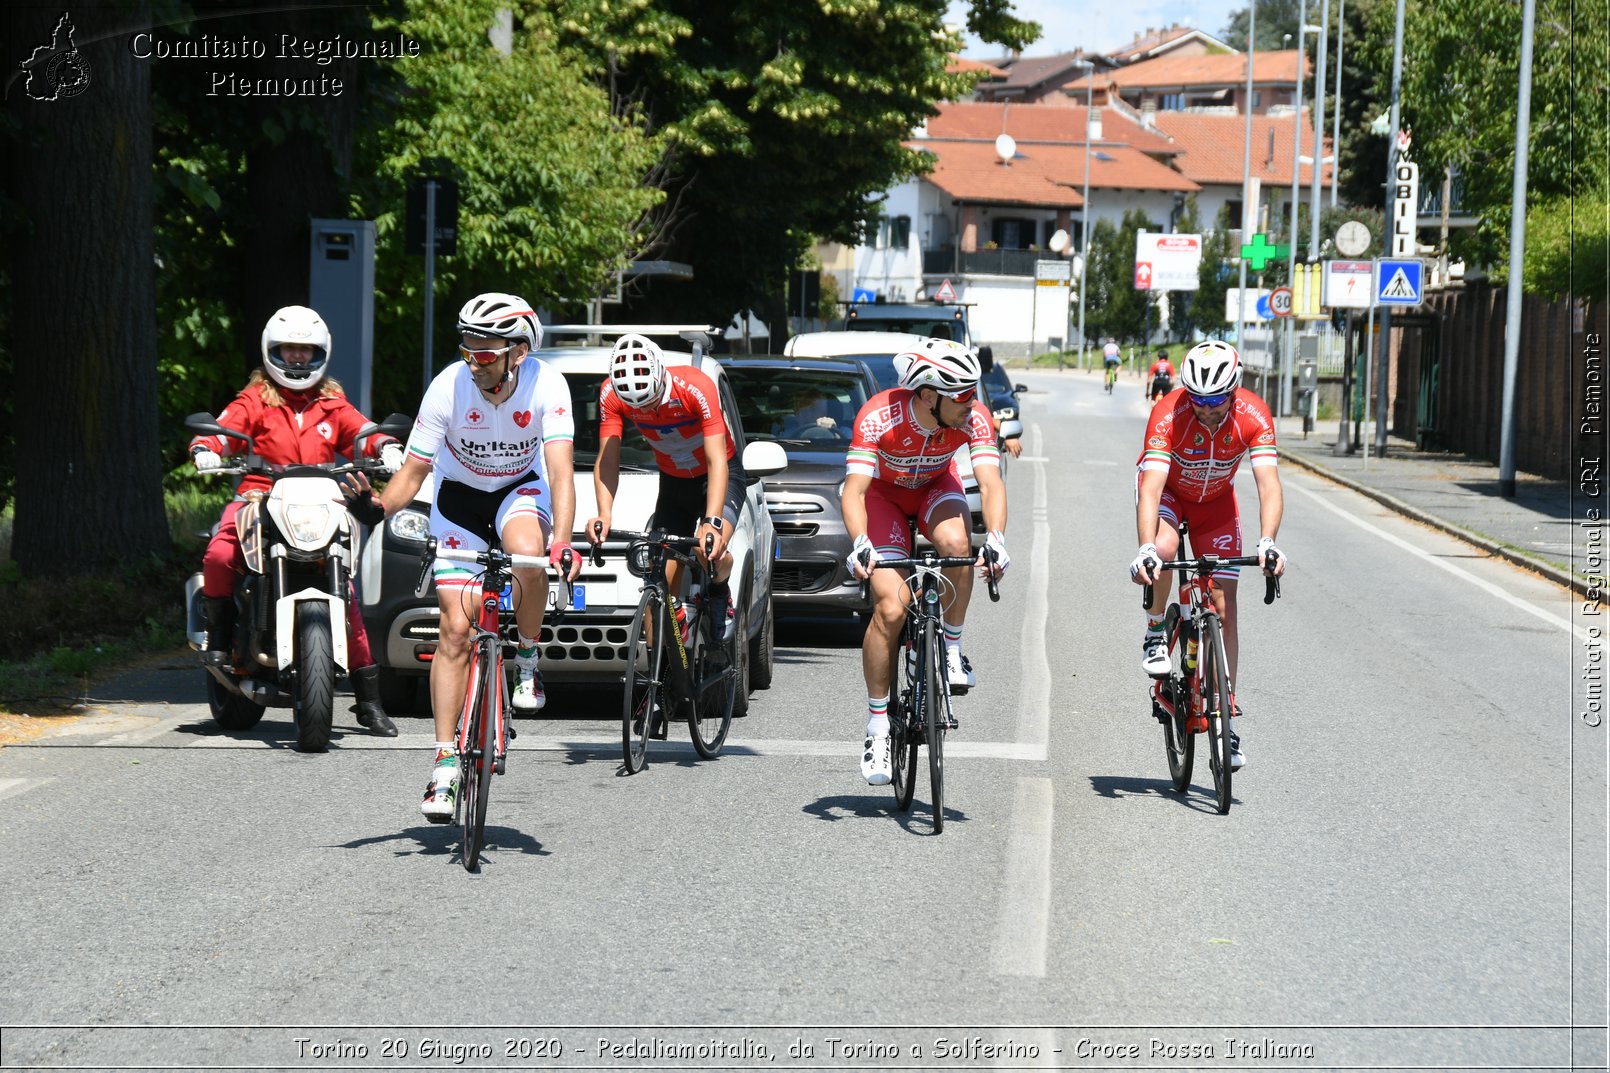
[1086,209,1153,344]
[2,4,170,575]
[1191,205,1236,341]
[1222,0,1303,51]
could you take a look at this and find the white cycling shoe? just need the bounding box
[511,657,544,711]
[1141,628,1171,678]
[946,648,975,693]
[861,734,892,786]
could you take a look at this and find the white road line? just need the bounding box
[1082,459,1120,466]
[98,713,196,747]
[991,776,1054,977]
[0,777,54,802]
[181,734,1044,759]
[1015,427,1051,761]
[1289,480,1580,638]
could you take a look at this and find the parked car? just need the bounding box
[719,355,880,616]
[980,348,1029,423]
[359,330,788,714]
[782,331,1022,533]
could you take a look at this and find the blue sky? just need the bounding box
[947,0,1248,59]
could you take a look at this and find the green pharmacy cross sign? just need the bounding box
[1240,233,1290,272]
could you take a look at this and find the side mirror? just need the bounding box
[1013,384,1029,394]
[998,418,1025,440]
[183,412,256,450]
[742,439,788,478]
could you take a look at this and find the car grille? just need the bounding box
[401,617,634,663]
[773,522,820,537]
[774,562,836,592]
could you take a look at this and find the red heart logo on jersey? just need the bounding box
[512,411,532,428]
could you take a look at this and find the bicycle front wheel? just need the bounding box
[622,591,664,774]
[890,640,917,811]
[923,618,948,833]
[1199,616,1233,814]
[460,642,497,870]
[1162,609,1194,792]
[689,612,736,759]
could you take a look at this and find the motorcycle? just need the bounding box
[182,411,409,751]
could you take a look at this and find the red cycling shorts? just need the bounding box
[1158,487,1243,581]
[864,471,969,557]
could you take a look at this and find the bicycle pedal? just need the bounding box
[945,715,959,731]
[505,722,517,741]
[494,755,506,775]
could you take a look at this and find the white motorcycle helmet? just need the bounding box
[261,306,332,391]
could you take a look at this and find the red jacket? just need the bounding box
[189,384,395,495]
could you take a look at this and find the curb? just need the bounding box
[1278,449,1587,596]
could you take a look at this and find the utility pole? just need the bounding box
[1234,3,1256,352]
[1376,0,1407,455]
[1499,0,1537,497]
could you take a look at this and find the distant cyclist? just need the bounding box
[587,334,742,641]
[1147,349,1175,401]
[1129,340,1287,771]
[842,339,1008,786]
[378,292,580,821]
[1103,339,1122,392]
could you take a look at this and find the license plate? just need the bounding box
[510,584,585,611]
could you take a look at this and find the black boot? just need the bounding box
[351,665,398,737]
[201,596,236,667]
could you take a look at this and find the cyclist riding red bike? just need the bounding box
[842,338,1008,786]
[1129,340,1287,770]
[1147,349,1175,401]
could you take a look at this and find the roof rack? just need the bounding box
[544,324,722,339]
[833,299,977,308]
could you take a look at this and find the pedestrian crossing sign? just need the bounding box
[1375,258,1424,306]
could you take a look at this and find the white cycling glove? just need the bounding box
[380,442,405,475]
[1256,536,1286,571]
[981,530,1010,578]
[846,534,875,579]
[192,449,223,473]
[1129,543,1161,583]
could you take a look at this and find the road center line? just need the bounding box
[991,776,1054,977]
[1015,427,1051,762]
[1288,480,1579,637]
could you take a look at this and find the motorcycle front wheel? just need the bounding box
[293,601,335,752]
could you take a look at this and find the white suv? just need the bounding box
[359,329,787,713]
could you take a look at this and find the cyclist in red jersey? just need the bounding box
[1128,340,1287,770]
[588,334,743,637]
[842,338,1008,786]
[190,306,403,736]
[1147,349,1175,401]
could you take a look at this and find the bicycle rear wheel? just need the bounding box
[1161,608,1194,792]
[621,591,663,774]
[688,611,736,759]
[1199,616,1233,814]
[923,618,948,833]
[890,639,917,811]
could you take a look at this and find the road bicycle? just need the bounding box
[414,538,575,871]
[866,546,999,833]
[1143,530,1279,814]
[1104,363,1119,393]
[610,528,739,774]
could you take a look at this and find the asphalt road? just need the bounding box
[0,371,1601,1072]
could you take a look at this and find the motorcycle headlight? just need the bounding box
[284,502,332,544]
[387,508,431,545]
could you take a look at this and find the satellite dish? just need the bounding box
[995,133,1017,164]
[1048,228,1070,254]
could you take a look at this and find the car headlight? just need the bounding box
[284,502,332,544]
[994,406,1017,421]
[626,542,653,579]
[387,508,431,545]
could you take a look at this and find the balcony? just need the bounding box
[922,248,1041,277]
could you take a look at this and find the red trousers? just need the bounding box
[202,499,375,667]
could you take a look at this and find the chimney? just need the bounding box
[1089,106,1104,140]
[1140,98,1157,128]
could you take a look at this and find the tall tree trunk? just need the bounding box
[5,3,169,575]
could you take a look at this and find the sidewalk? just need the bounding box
[1273,415,1584,593]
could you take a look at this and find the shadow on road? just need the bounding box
[1087,774,1237,812]
[801,792,966,834]
[333,823,549,864]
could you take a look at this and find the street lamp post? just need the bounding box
[1282,18,1321,417]
[1309,0,1330,255]
[1233,3,1256,353]
[1075,58,1094,371]
[1331,0,1346,208]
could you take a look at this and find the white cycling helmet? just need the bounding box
[609,333,668,408]
[456,292,542,349]
[1179,340,1242,398]
[261,305,331,391]
[894,337,982,397]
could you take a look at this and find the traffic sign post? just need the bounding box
[1375,258,1425,306]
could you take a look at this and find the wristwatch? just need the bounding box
[701,516,726,532]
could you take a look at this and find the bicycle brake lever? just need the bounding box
[414,538,436,598]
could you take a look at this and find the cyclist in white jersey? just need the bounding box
[378,292,581,822]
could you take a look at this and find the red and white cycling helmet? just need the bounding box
[1179,340,1242,399]
[456,292,542,349]
[261,305,332,391]
[609,333,668,408]
[894,337,982,397]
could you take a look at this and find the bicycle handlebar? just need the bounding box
[413,538,578,606]
[1141,550,1282,609]
[857,547,1001,604]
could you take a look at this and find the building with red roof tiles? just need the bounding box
[1064,50,1309,116]
[969,51,1111,105]
[1105,23,1237,65]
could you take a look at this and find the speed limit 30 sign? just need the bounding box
[1268,287,1294,317]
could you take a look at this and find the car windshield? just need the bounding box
[722,367,871,446]
[845,316,965,342]
[563,372,658,472]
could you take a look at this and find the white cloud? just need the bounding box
[947,0,1248,58]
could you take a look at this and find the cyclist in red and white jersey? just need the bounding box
[1129,340,1287,769]
[378,292,581,821]
[842,338,1008,786]
[1147,350,1175,401]
[587,334,743,637]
